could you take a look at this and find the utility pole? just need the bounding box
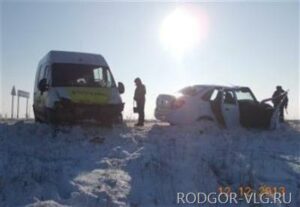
[11,86,16,119]
[17,95,19,119]
[16,90,30,119]
[26,97,29,119]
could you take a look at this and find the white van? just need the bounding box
[33,50,125,125]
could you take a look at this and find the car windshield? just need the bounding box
[235,88,256,102]
[52,63,115,87]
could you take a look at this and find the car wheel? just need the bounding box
[196,116,218,132]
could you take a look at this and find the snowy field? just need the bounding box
[0,120,299,207]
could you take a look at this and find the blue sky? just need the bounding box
[1,1,299,119]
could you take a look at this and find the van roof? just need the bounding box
[39,50,109,67]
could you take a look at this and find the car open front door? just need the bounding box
[221,89,240,128]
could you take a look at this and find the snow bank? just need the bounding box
[0,120,299,206]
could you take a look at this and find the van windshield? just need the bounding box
[52,63,115,87]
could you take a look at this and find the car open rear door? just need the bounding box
[221,89,240,128]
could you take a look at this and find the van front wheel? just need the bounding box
[114,114,123,124]
[33,109,44,123]
[102,117,113,128]
[45,108,57,125]
[34,116,43,123]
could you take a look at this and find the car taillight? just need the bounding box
[172,99,185,109]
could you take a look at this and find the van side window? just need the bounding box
[39,66,49,81]
[39,66,46,81]
[104,69,113,88]
[44,66,48,78]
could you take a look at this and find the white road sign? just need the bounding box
[17,90,30,98]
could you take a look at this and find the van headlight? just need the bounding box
[60,98,72,105]
[54,98,72,109]
[54,101,63,109]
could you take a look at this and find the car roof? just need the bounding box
[39,50,109,67]
[179,84,250,93]
[192,84,249,90]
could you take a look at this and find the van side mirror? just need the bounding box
[38,78,49,92]
[118,82,125,94]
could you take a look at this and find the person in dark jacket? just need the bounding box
[134,77,146,126]
[272,86,288,122]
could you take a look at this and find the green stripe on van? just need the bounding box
[67,87,110,104]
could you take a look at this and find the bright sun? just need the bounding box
[160,7,208,56]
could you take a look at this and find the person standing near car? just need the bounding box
[272,85,288,122]
[134,77,146,126]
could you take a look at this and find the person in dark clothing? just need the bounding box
[134,78,146,126]
[272,86,288,122]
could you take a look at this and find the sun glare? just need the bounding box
[160,7,208,57]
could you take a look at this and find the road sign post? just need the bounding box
[26,98,29,118]
[16,90,30,119]
[17,96,19,119]
[11,86,16,118]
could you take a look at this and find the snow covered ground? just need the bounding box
[0,120,299,207]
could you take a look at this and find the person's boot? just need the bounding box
[135,122,144,127]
